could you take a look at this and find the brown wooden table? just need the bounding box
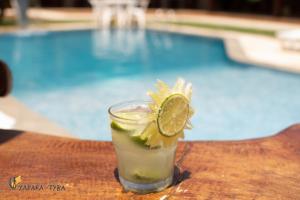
[0,125,299,199]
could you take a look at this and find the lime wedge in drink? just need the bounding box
[111,116,150,147]
[111,121,133,132]
[111,111,148,133]
[132,169,162,182]
[131,135,148,147]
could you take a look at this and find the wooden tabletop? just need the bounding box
[0,125,299,199]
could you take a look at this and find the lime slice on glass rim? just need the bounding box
[157,94,190,137]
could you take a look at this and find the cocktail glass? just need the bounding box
[109,101,176,193]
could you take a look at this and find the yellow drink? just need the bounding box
[109,101,176,193]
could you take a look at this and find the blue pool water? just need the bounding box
[1,29,300,141]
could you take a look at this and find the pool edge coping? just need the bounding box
[146,23,300,74]
[0,96,76,139]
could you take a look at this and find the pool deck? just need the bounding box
[0,125,299,199]
[0,96,73,138]
[148,24,300,74]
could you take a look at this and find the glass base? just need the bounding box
[119,175,173,194]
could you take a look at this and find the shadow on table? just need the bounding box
[113,165,191,187]
[172,166,191,186]
[0,129,23,144]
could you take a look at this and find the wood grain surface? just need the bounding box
[0,125,299,200]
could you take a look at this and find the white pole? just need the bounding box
[11,0,29,28]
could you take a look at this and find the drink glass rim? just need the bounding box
[108,100,151,124]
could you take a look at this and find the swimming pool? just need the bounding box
[1,29,300,141]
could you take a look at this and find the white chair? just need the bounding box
[127,0,149,28]
[89,0,114,28]
[115,4,129,27]
[89,0,148,28]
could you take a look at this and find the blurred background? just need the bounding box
[2,0,300,16]
[0,0,300,140]
[34,0,300,18]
